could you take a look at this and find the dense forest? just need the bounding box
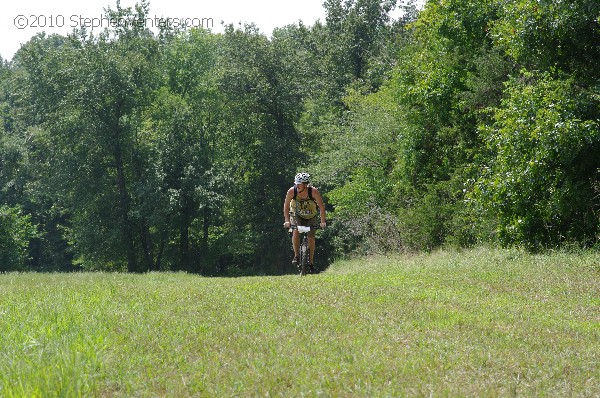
[1,0,598,274]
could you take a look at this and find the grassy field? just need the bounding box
[0,247,598,397]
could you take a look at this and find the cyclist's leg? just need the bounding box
[308,231,316,264]
[292,229,300,258]
[290,212,301,266]
[307,217,318,266]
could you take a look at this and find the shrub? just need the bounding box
[0,205,37,271]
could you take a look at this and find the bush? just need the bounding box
[0,205,37,271]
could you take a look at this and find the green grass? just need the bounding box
[1,247,598,397]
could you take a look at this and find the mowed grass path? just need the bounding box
[1,248,598,397]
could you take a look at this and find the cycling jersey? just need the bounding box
[290,186,318,220]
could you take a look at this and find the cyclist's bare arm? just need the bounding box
[283,187,294,228]
[311,187,327,228]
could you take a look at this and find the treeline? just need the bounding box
[1,0,598,273]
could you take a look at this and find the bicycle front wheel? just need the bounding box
[300,237,310,276]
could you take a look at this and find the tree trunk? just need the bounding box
[180,195,191,271]
[139,221,154,271]
[113,133,137,272]
[202,206,210,255]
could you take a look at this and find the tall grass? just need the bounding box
[1,247,598,397]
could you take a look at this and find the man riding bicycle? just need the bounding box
[283,172,327,273]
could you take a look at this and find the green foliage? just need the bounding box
[324,0,397,81]
[144,28,229,272]
[351,0,599,252]
[0,0,598,271]
[474,71,600,249]
[211,23,309,274]
[490,0,600,82]
[313,88,402,254]
[0,205,37,271]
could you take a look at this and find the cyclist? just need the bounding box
[283,172,327,273]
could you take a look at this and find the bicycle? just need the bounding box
[290,225,321,276]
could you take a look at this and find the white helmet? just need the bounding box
[294,172,311,184]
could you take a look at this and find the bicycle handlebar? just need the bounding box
[288,225,322,233]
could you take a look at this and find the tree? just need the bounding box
[474,71,600,248]
[490,0,600,84]
[4,34,80,271]
[216,24,306,274]
[324,0,397,81]
[144,28,229,272]
[12,2,162,271]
